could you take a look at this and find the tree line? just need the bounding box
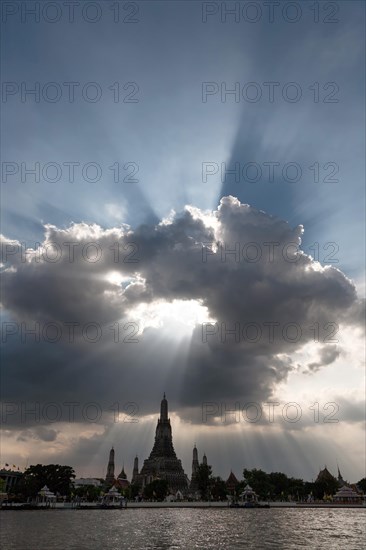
[5,463,366,502]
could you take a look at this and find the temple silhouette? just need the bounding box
[105,394,206,494]
[136,393,189,492]
[101,396,363,503]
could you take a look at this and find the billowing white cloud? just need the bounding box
[1,197,363,416]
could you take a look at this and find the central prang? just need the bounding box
[136,394,189,493]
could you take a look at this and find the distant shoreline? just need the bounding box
[1,502,365,510]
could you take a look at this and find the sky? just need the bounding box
[1,1,365,484]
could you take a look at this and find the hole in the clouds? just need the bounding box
[105,271,129,286]
[129,299,215,332]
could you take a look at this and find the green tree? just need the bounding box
[356,478,366,493]
[235,480,246,500]
[19,464,75,498]
[238,468,319,502]
[210,477,227,500]
[312,477,339,500]
[269,472,289,499]
[196,463,213,500]
[129,483,141,500]
[243,469,311,501]
[304,481,314,499]
[287,477,306,501]
[73,484,102,501]
[143,479,169,501]
[243,468,273,500]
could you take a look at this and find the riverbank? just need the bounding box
[1,501,365,510]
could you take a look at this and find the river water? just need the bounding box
[1,508,365,549]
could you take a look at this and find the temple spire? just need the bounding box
[132,455,139,484]
[192,444,199,474]
[160,392,168,421]
[337,462,344,484]
[105,446,115,486]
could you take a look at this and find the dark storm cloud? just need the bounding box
[1,197,364,430]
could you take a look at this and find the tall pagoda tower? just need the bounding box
[190,444,200,492]
[138,394,189,493]
[132,456,139,484]
[105,446,115,486]
[192,445,199,476]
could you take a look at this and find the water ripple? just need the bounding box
[0,508,365,550]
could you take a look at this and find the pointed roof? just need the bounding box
[226,471,239,486]
[337,464,345,483]
[117,464,127,480]
[315,466,336,483]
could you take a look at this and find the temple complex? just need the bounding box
[101,400,365,502]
